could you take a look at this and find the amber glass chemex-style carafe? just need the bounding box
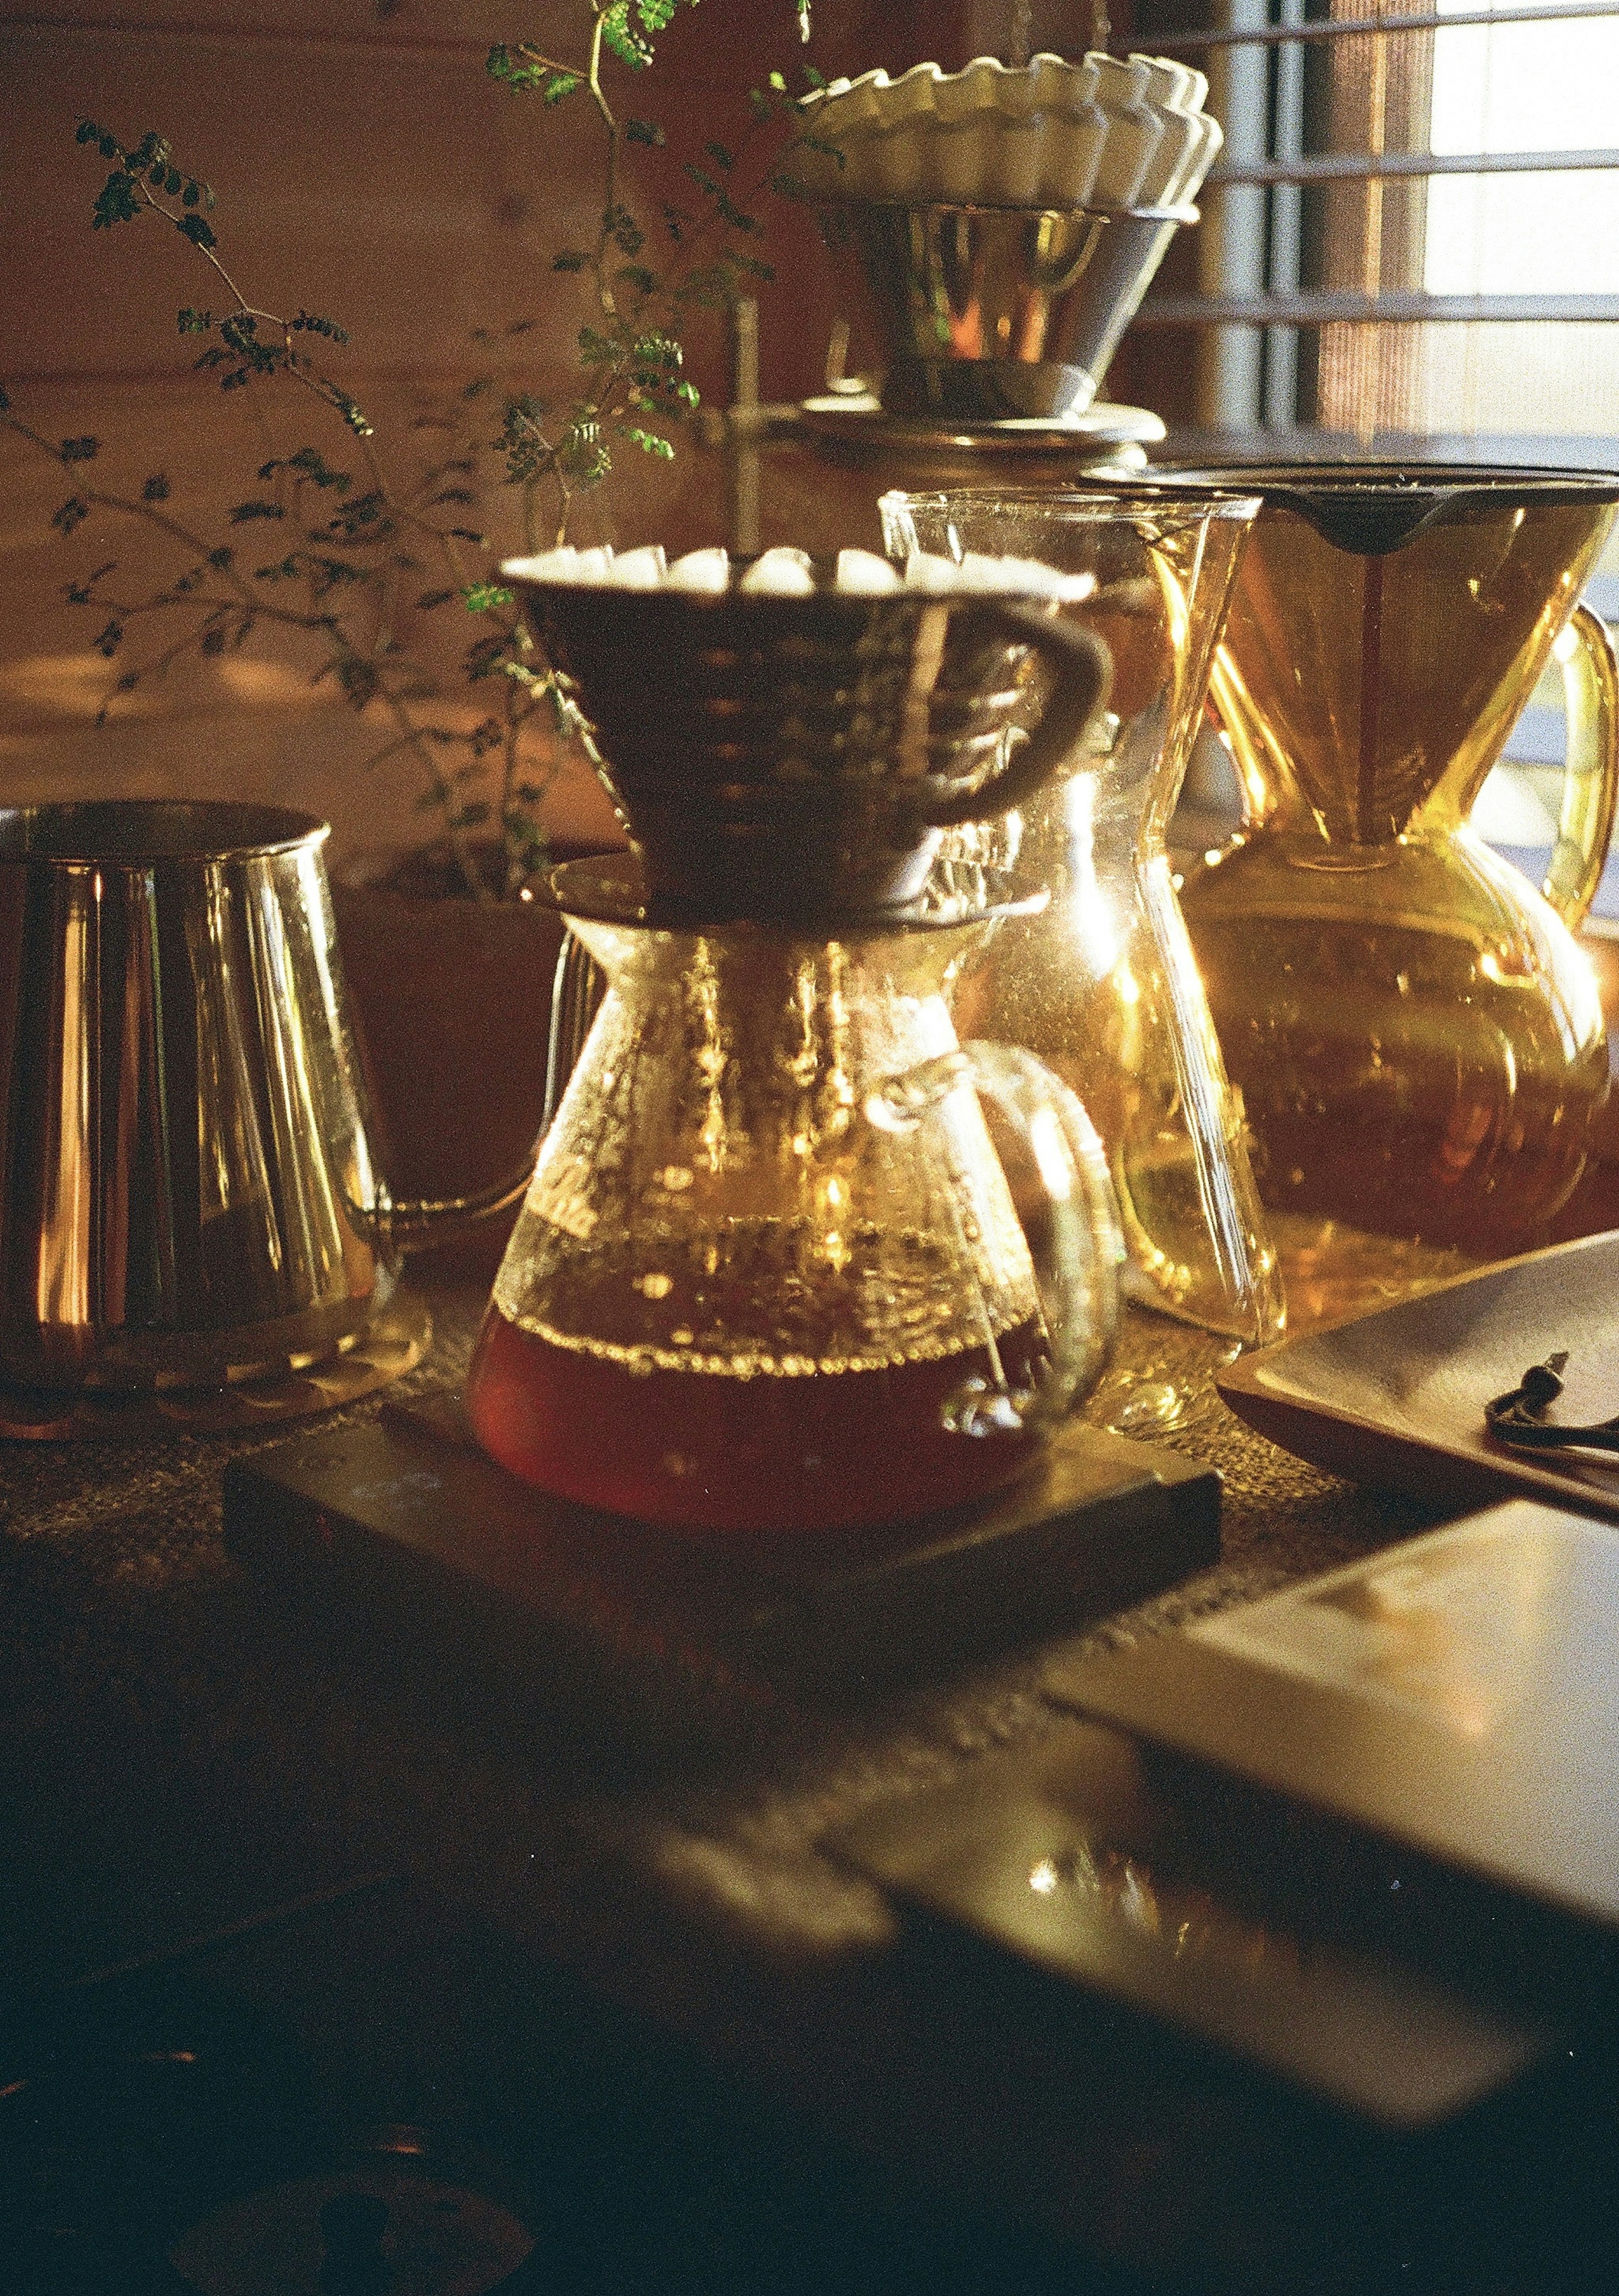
[1174,465,1619,1329]
[468,554,1123,1535]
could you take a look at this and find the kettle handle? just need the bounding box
[374,927,608,1257]
[912,604,1113,830]
[965,1041,1123,1432]
[1541,600,1619,931]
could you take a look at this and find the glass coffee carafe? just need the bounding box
[471,563,1123,1535]
[1176,465,1619,1328]
[881,486,1283,1363]
[468,865,1122,1533]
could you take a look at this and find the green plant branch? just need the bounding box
[13,4,814,900]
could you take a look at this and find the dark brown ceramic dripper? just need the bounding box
[506,577,1111,922]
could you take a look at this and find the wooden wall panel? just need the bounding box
[1,0,1103,867]
[3,23,610,381]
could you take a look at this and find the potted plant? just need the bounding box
[0,0,822,1253]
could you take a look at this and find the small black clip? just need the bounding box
[1485,1351,1619,1455]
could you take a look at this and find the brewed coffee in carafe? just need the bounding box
[1179,467,1619,1327]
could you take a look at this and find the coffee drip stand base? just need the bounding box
[0,1287,432,1441]
[224,1398,1220,1727]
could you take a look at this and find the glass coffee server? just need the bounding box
[881,488,1282,1428]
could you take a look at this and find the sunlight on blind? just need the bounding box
[1313,0,1434,435]
[1422,0,1619,431]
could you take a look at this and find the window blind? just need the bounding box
[1127,0,1619,440]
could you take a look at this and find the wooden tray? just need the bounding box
[1217,1233,1619,1518]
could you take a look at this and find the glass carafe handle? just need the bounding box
[1541,600,1619,929]
[890,1042,1123,1433]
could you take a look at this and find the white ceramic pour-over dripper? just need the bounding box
[795,50,1222,210]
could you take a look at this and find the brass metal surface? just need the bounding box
[0,1283,430,1438]
[828,203,1189,421]
[0,802,393,1390]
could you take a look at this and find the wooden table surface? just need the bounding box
[10,1276,1610,2293]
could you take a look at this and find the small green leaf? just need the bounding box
[543,72,581,103]
[92,171,141,229]
[552,250,589,273]
[625,117,664,146]
[183,179,201,207]
[177,306,213,334]
[75,120,100,145]
[175,212,217,250]
[600,3,654,68]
